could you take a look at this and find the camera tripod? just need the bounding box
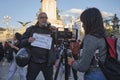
[54,40,77,80]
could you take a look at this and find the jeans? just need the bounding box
[7,52,26,80]
[84,70,106,80]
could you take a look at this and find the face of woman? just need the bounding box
[38,13,48,26]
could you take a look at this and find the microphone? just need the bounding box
[44,22,51,28]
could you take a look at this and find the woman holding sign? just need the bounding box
[21,12,57,80]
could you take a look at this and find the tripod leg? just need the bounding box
[54,56,63,80]
[72,68,78,80]
[59,64,65,80]
[64,49,69,80]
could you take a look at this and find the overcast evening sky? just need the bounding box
[0,0,120,29]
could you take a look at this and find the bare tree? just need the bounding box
[111,14,120,30]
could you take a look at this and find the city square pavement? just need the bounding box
[0,59,84,80]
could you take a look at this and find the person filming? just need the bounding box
[68,8,107,80]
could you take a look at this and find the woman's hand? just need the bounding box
[28,37,35,43]
[68,57,75,66]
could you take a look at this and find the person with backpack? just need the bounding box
[68,7,107,80]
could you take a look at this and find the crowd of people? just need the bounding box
[0,7,109,80]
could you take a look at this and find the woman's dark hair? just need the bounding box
[15,32,22,41]
[80,7,105,37]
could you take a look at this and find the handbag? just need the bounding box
[16,48,31,67]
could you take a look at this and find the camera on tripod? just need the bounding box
[57,28,72,39]
[54,28,78,80]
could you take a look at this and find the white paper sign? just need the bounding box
[31,33,52,50]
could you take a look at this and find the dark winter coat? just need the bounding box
[21,25,56,66]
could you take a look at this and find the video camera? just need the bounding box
[57,28,72,39]
[54,28,77,46]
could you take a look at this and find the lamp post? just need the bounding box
[4,16,11,40]
[4,16,11,31]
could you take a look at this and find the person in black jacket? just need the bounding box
[4,41,13,63]
[21,12,57,80]
[0,42,4,62]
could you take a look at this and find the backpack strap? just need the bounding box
[116,38,120,61]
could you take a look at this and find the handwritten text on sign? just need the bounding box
[31,33,52,50]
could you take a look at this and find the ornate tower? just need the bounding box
[34,0,64,28]
[41,0,57,20]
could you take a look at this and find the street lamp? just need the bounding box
[4,15,11,31]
